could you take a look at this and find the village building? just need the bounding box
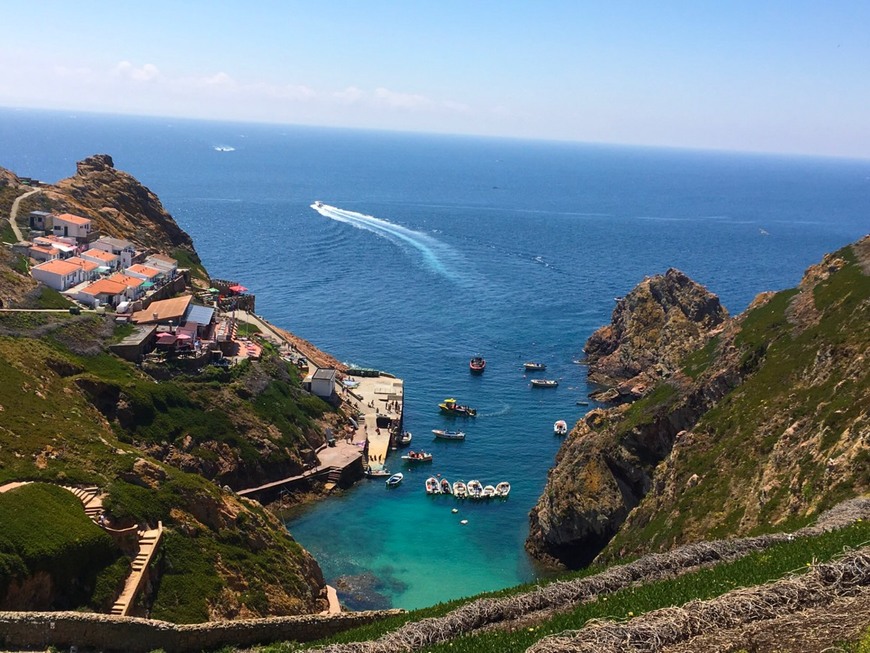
[308,367,337,400]
[28,210,53,231]
[124,263,164,287]
[76,278,129,308]
[32,235,77,258]
[91,236,137,268]
[130,294,193,326]
[80,247,121,272]
[30,259,84,291]
[107,272,146,301]
[52,213,92,242]
[109,325,157,362]
[28,244,60,263]
[143,253,178,277]
[65,256,101,283]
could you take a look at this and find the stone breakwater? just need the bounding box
[0,609,403,653]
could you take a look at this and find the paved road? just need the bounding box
[7,188,40,242]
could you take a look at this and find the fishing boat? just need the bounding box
[365,466,391,478]
[554,420,568,435]
[398,431,413,445]
[439,398,477,417]
[432,428,466,440]
[531,379,558,388]
[425,476,441,494]
[314,200,324,208]
[482,484,496,498]
[440,478,453,494]
[495,481,511,497]
[453,480,468,498]
[385,472,403,487]
[524,362,547,371]
[401,450,433,463]
[467,480,483,499]
[469,356,486,374]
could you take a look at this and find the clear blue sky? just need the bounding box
[2,1,869,158]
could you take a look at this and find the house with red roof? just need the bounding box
[80,247,121,272]
[76,278,129,308]
[65,256,101,283]
[52,213,92,242]
[30,259,84,291]
[107,272,145,300]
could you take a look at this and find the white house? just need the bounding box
[28,244,59,263]
[310,368,337,400]
[31,259,83,291]
[107,272,145,300]
[65,256,101,282]
[91,237,137,268]
[29,210,53,231]
[143,254,178,277]
[52,213,92,242]
[77,278,128,308]
[124,263,163,283]
[80,247,120,271]
[32,235,77,258]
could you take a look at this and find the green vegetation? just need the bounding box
[0,484,122,608]
[615,381,679,438]
[34,286,73,309]
[171,247,209,285]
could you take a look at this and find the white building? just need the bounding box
[65,256,101,282]
[143,254,178,277]
[77,278,128,308]
[309,368,337,400]
[52,213,92,242]
[31,259,83,291]
[91,237,137,268]
[80,248,120,272]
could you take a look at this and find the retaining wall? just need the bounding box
[0,609,402,653]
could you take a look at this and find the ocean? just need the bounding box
[2,107,868,609]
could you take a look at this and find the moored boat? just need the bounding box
[425,476,441,494]
[440,478,452,494]
[467,479,483,499]
[432,428,466,440]
[530,379,558,388]
[554,419,568,435]
[398,431,413,445]
[482,484,496,498]
[524,362,547,371]
[401,450,433,463]
[365,466,391,478]
[469,356,486,373]
[439,398,477,417]
[385,472,403,487]
[495,481,511,497]
[453,480,468,498]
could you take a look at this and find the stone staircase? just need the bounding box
[323,467,342,491]
[110,522,163,617]
[62,485,103,519]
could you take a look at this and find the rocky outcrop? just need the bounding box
[584,268,727,401]
[37,154,198,258]
[528,238,870,569]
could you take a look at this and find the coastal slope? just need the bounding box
[527,237,870,568]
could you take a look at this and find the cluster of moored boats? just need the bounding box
[426,477,510,499]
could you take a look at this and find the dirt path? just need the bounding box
[7,188,40,242]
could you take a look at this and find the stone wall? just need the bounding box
[0,609,402,653]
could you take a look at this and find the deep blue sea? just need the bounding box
[2,107,868,609]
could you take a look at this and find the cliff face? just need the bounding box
[528,238,870,568]
[584,268,728,401]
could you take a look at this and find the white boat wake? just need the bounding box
[311,202,460,282]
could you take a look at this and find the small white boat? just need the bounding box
[385,473,403,487]
[365,466,391,478]
[453,480,468,498]
[398,431,413,445]
[531,379,558,388]
[554,420,568,435]
[314,200,324,208]
[432,429,466,440]
[467,480,483,499]
[425,476,441,494]
[482,485,496,498]
[440,478,453,494]
[401,451,433,463]
[495,482,511,497]
[524,362,547,371]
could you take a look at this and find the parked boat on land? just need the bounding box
[402,451,433,463]
[467,480,483,499]
[385,472,403,487]
[469,356,486,374]
[482,484,496,498]
[440,478,452,494]
[495,482,511,497]
[554,420,568,435]
[453,480,468,498]
[432,429,466,440]
[439,397,477,417]
[524,362,547,371]
[531,379,558,388]
[425,476,441,494]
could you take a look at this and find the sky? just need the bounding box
[1,1,869,158]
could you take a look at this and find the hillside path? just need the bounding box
[7,188,40,242]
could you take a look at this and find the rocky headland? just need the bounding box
[527,239,869,568]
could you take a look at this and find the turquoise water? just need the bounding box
[2,107,868,609]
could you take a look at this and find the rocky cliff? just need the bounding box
[527,238,869,568]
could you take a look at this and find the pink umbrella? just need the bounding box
[175,333,192,340]
[156,332,175,340]
[229,284,248,293]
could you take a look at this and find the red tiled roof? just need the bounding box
[80,278,128,296]
[131,295,193,324]
[81,249,118,262]
[66,257,100,271]
[33,259,80,276]
[108,273,144,287]
[126,264,161,278]
[56,213,92,226]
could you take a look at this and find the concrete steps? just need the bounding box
[110,522,163,617]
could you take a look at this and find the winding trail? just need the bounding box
[6,188,40,242]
